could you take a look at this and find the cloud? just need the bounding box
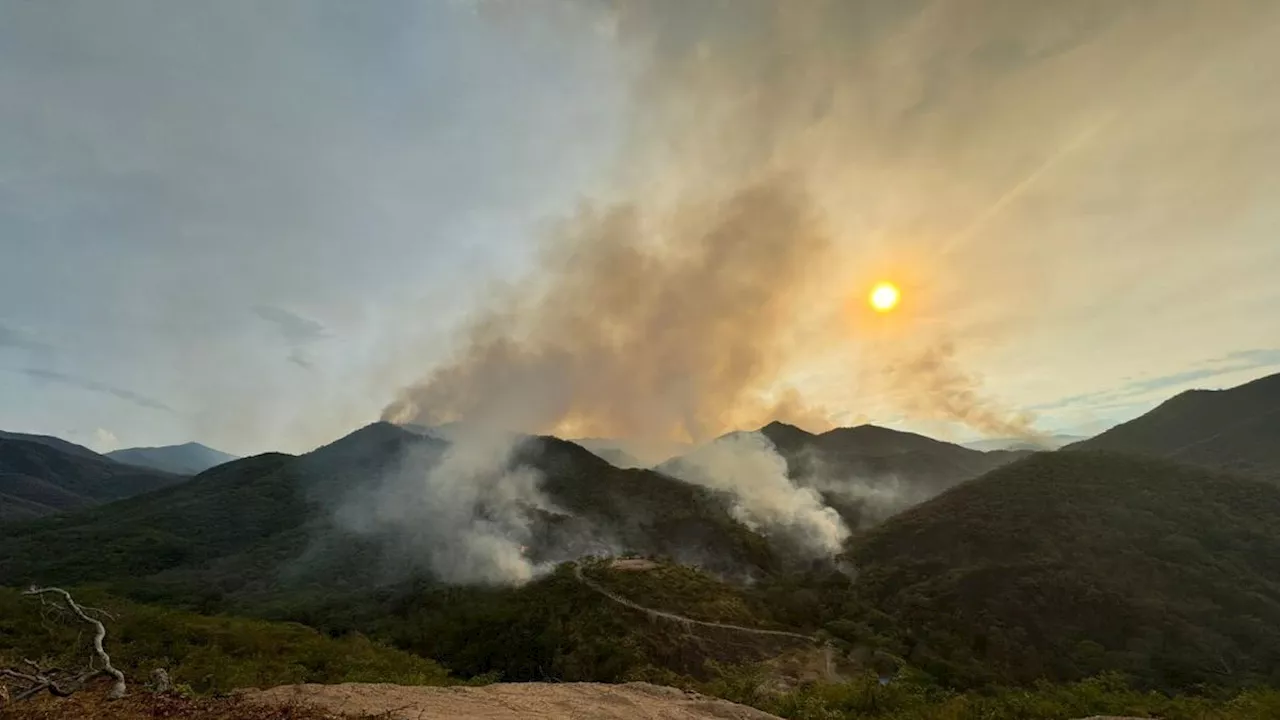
[253,305,329,344]
[1205,348,1280,368]
[0,322,51,355]
[287,348,315,370]
[1031,348,1280,414]
[254,305,329,369]
[19,368,174,413]
[90,428,120,452]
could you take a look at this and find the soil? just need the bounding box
[242,681,783,720]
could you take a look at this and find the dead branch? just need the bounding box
[4,586,128,700]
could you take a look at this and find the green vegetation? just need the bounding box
[583,561,765,625]
[836,452,1280,690]
[282,561,802,684]
[5,415,1280,715]
[0,436,185,521]
[1069,371,1280,479]
[0,588,451,695]
[708,668,1280,720]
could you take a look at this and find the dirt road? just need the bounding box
[572,563,818,643]
[572,562,838,681]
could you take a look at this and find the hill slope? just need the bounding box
[0,436,187,521]
[1067,371,1280,478]
[963,434,1085,451]
[0,429,103,460]
[0,423,777,609]
[0,587,450,695]
[844,451,1280,689]
[107,442,239,475]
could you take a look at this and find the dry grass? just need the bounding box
[0,684,367,720]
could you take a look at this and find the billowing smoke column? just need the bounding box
[353,0,1244,582]
[382,178,836,444]
[374,178,853,577]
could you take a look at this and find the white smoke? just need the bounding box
[796,446,951,530]
[666,432,849,557]
[334,426,552,585]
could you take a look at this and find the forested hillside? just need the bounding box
[1068,371,1280,479]
[0,423,779,612]
[839,451,1280,689]
[5,409,1280,719]
[0,436,186,521]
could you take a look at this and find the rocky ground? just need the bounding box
[243,682,782,720]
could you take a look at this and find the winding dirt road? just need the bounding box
[572,562,838,682]
[572,563,818,643]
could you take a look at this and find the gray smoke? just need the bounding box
[363,0,1270,581]
[663,432,849,557]
[334,426,552,584]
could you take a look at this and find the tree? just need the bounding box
[0,586,126,703]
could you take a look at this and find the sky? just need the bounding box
[2,0,1278,457]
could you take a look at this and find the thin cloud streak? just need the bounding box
[254,305,329,370]
[1029,349,1280,414]
[19,368,174,413]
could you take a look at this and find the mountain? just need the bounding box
[659,422,1027,529]
[762,421,1029,485]
[0,435,187,521]
[962,434,1086,452]
[1067,371,1280,479]
[0,422,779,608]
[572,438,647,468]
[0,429,103,460]
[841,451,1280,690]
[107,441,239,475]
[6,420,1280,698]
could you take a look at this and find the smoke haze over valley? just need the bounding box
[1,1,1277,458]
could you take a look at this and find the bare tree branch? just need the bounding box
[21,586,127,699]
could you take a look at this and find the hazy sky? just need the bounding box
[2,0,1278,456]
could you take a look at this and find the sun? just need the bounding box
[869,281,901,312]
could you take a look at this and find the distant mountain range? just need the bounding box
[961,434,1086,452]
[0,434,186,521]
[107,442,238,475]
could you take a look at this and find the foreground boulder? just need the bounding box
[243,682,782,720]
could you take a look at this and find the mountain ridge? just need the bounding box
[0,435,187,521]
[108,441,239,475]
[1066,370,1280,479]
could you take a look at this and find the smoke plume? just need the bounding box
[362,0,1271,580]
[334,427,551,584]
[664,432,849,557]
[383,177,837,444]
[376,179,849,573]
[883,341,1038,438]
